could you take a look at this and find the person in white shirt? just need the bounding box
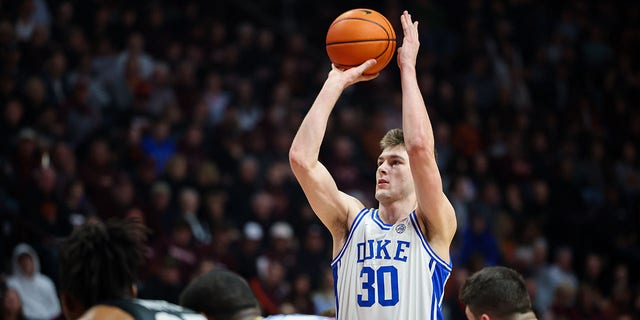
[7,243,61,320]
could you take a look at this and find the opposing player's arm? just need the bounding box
[398,11,456,260]
[290,63,376,240]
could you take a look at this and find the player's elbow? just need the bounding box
[289,145,313,171]
[406,140,436,160]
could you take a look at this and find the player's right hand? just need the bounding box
[328,59,379,89]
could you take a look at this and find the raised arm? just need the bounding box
[289,61,377,244]
[397,11,457,260]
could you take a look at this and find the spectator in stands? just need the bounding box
[311,267,335,316]
[535,246,578,315]
[0,1,639,317]
[1,283,27,320]
[6,243,61,320]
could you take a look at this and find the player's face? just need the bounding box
[375,145,414,202]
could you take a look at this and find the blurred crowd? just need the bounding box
[0,0,639,319]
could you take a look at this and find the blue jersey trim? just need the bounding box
[332,264,340,319]
[331,208,369,266]
[372,209,392,230]
[409,212,452,271]
[439,271,452,307]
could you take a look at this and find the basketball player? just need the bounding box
[58,218,206,320]
[459,266,538,320]
[289,11,457,320]
[179,269,334,320]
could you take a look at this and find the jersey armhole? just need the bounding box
[409,212,452,271]
[331,207,369,266]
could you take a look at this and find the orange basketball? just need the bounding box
[325,8,396,75]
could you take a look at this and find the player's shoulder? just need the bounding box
[78,305,135,320]
[90,299,206,320]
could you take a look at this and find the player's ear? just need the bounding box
[480,314,492,320]
[130,283,138,297]
[60,292,85,320]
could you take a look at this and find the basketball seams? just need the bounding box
[325,8,396,74]
[326,18,393,60]
[379,13,396,39]
[326,41,390,64]
[329,17,385,32]
[326,39,393,46]
[327,18,396,43]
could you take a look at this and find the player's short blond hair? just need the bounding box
[379,128,437,159]
[380,128,405,150]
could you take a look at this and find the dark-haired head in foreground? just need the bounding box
[180,269,260,320]
[59,219,147,319]
[180,269,333,320]
[459,266,538,320]
[59,218,204,320]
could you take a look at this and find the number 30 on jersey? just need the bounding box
[357,265,399,307]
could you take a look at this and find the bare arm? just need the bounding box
[79,306,135,320]
[289,61,377,245]
[398,11,457,260]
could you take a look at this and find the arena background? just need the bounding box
[0,0,638,318]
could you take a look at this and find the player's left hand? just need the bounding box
[397,10,420,70]
[328,59,379,89]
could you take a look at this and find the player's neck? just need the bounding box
[511,311,538,320]
[378,198,416,224]
[230,308,262,320]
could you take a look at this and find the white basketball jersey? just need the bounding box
[331,208,451,320]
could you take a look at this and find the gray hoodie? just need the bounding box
[7,243,61,320]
